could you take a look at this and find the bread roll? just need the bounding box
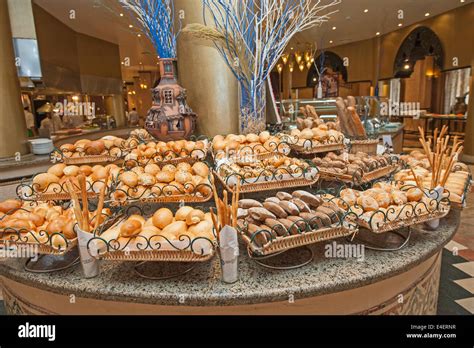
[175,206,194,221]
[79,165,93,176]
[33,173,60,191]
[156,170,175,183]
[161,221,187,237]
[0,199,22,213]
[63,165,80,177]
[120,171,139,187]
[85,140,105,155]
[186,209,205,225]
[48,163,66,178]
[192,162,209,178]
[120,219,142,238]
[152,208,174,229]
[188,220,213,238]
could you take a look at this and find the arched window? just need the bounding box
[306,51,348,87]
[393,26,444,78]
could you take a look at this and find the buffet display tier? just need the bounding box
[0,209,459,314]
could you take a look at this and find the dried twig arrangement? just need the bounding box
[418,126,464,189]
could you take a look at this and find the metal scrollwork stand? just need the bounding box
[247,246,314,270]
[24,247,80,273]
[347,227,411,252]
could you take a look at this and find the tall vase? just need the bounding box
[239,81,266,134]
[145,58,197,141]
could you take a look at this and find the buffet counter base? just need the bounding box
[0,210,459,315]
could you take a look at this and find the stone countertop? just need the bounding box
[0,210,459,307]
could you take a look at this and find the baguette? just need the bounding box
[347,106,367,138]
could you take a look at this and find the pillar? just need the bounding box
[461,57,474,163]
[175,0,239,136]
[105,94,126,127]
[0,0,28,157]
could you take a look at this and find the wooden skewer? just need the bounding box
[65,179,84,230]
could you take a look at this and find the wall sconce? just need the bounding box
[277,64,283,74]
[282,53,289,65]
[298,63,305,72]
[289,62,294,73]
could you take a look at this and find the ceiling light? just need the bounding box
[137,34,141,37]
[398,23,403,27]
[290,47,294,50]
[329,40,333,44]
[404,64,410,70]
[376,32,380,36]
[129,24,133,28]
[120,13,124,17]
[425,13,430,17]
[364,9,368,13]
[332,26,336,30]
[461,0,465,2]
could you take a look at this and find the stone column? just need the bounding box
[105,94,126,127]
[0,0,28,158]
[175,0,239,136]
[461,58,474,163]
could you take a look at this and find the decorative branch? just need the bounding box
[184,0,340,133]
[120,0,180,58]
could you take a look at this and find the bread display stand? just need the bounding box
[50,147,123,165]
[348,138,379,155]
[16,179,105,203]
[214,166,319,194]
[237,197,358,270]
[343,189,450,251]
[284,134,346,156]
[211,140,291,163]
[0,219,79,273]
[87,206,217,280]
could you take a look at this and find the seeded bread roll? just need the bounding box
[291,198,311,213]
[278,218,301,235]
[246,224,269,247]
[264,218,288,236]
[292,191,322,208]
[248,207,276,222]
[263,201,288,219]
[276,192,293,201]
[265,197,280,204]
[279,200,300,215]
[287,216,307,231]
[238,199,263,209]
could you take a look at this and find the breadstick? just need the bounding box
[65,179,84,230]
[78,175,89,230]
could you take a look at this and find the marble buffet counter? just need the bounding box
[0,210,459,315]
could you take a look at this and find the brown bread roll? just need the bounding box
[238,199,263,209]
[291,198,311,213]
[248,207,276,222]
[278,201,300,215]
[278,218,301,235]
[276,192,293,201]
[264,218,288,236]
[287,216,307,231]
[0,199,22,214]
[246,224,269,247]
[292,191,322,208]
[263,202,288,219]
[301,212,331,228]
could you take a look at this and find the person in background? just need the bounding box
[40,111,63,133]
[129,107,139,126]
[24,106,36,137]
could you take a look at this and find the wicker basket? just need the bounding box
[214,170,319,194]
[63,155,119,165]
[290,142,345,155]
[109,191,212,206]
[98,249,214,262]
[242,224,356,256]
[354,207,450,234]
[319,165,398,184]
[350,139,379,155]
[0,238,77,255]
